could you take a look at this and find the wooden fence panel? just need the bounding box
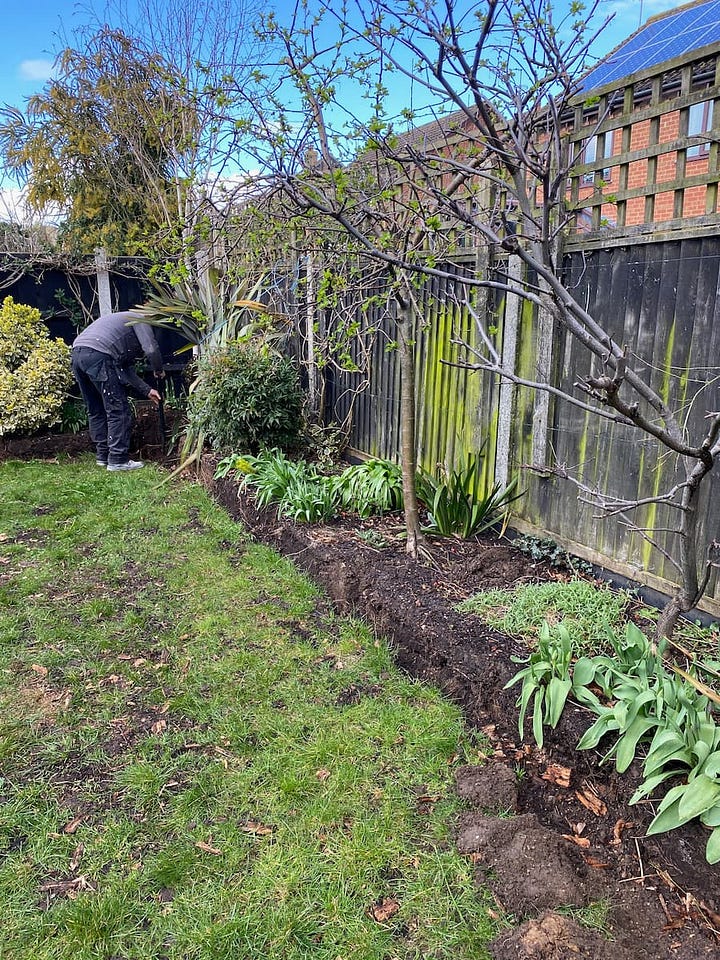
[331,237,720,613]
[532,239,720,609]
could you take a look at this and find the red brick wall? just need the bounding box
[573,102,715,230]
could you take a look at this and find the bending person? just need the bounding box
[72,312,164,471]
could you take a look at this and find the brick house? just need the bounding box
[568,0,720,246]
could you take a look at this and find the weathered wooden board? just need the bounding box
[330,239,720,608]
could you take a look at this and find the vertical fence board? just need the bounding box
[329,238,720,612]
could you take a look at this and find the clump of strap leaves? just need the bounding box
[506,620,720,863]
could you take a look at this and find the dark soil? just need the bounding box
[3,430,719,960]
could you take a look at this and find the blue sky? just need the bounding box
[0,0,690,112]
[0,0,694,215]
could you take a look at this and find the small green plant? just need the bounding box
[573,627,662,774]
[356,528,390,549]
[332,458,404,518]
[58,396,89,433]
[239,449,312,507]
[222,451,407,525]
[416,454,522,538]
[0,296,73,436]
[238,449,339,523]
[459,579,629,651]
[278,475,338,523]
[189,341,304,454]
[303,421,348,470]
[513,535,593,575]
[557,899,613,938]
[504,622,575,747]
[213,452,254,480]
[505,617,720,863]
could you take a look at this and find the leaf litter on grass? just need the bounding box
[0,459,499,960]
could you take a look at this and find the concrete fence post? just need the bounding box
[495,254,522,488]
[94,248,112,317]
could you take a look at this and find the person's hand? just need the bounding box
[148,388,162,406]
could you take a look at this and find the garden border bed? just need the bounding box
[1,431,718,958]
[200,455,720,960]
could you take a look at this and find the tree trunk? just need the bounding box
[396,290,423,559]
[656,456,711,642]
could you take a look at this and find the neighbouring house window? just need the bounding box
[575,208,593,232]
[580,133,613,184]
[687,100,713,158]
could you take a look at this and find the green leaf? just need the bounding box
[645,727,685,757]
[516,677,536,740]
[546,676,572,728]
[702,751,720,780]
[572,685,602,711]
[629,769,677,804]
[707,827,720,864]
[572,657,596,687]
[700,804,720,828]
[643,743,692,779]
[647,788,687,836]
[532,686,545,747]
[624,688,658,727]
[615,716,657,773]
[577,713,616,750]
[677,774,720,822]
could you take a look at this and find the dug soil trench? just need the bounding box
[2,430,718,959]
[202,461,720,960]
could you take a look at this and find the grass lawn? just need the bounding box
[0,457,498,960]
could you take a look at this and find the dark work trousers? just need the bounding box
[72,347,134,466]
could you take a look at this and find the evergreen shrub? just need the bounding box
[0,296,73,436]
[190,340,304,453]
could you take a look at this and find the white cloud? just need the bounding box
[602,0,685,24]
[19,58,55,82]
[0,187,29,221]
[0,186,63,226]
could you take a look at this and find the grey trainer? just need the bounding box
[107,460,144,472]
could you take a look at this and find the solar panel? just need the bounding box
[581,0,720,91]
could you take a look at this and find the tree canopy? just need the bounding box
[0,0,266,262]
